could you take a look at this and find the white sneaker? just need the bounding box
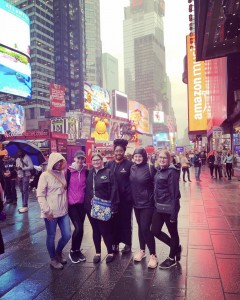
[134,250,146,262]
[18,207,29,213]
[148,255,158,269]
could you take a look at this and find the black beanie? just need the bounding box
[133,147,148,164]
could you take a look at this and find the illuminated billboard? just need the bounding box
[84,82,111,114]
[0,101,25,134]
[0,1,30,58]
[113,90,128,119]
[0,1,31,99]
[187,34,207,132]
[50,84,66,117]
[91,116,110,141]
[153,111,164,123]
[129,100,149,134]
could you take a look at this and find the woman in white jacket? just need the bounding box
[37,153,71,270]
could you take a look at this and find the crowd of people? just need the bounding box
[1,142,236,272]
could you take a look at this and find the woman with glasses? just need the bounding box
[84,153,119,264]
[130,147,158,269]
[151,150,181,269]
[67,150,88,264]
[37,153,71,270]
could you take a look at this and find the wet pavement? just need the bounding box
[1,166,240,299]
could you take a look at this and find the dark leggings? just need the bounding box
[68,203,86,251]
[226,163,232,179]
[134,208,156,255]
[87,212,113,254]
[151,210,179,258]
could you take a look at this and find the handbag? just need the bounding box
[156,202,172,214]
[90,173,112,221]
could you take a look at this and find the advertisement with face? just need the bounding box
[66,118,78,141]
[129,100,149,134]
[0,101,25,134]
[84,82,111,114]
[91,116,110,141]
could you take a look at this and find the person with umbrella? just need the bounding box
[16,150,34,213]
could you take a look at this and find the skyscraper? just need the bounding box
[102,53,119,91]
[53,0,85,111]
[85,0,102,86]
[6,0,55,126]
[123,0,167,111]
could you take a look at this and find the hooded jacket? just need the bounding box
[130,148,156,209]
[67,162,87,205]
[37,153,68,218]
[154,164,181,221]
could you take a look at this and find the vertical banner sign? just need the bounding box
[50,83,66,117]
[187,34,207,132]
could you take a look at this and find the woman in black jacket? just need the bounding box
[151,150,181,269]
[130,147,157,269]
[106,139,133,254]
[85,153,119,264]
[0,182,4,255]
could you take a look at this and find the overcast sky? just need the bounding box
[100,0,189,138]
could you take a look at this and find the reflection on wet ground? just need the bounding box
[0,167,240,299]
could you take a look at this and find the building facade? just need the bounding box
[85,0,102,86]
[6,0,55,124]
[123,0,166,111]
[102,53,119,92]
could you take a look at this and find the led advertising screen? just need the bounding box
[91,116,110,141]
[153,111,164,123]
[0,101,25,134]
[129,100,149,134]
[0,1,30,58]
[0,45,31,98]
[113,90,128,119]
[0,1,31,99]
[50,84,66,117]
[84,82,111,114]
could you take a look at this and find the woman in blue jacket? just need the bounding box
[151,150,181,269]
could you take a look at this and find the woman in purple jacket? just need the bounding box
[67,150,88,264]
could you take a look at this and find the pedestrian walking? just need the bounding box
[84,153,119,264]
[151,150,181,269]
[2,151,17,204]
[130,147,158,269]
[16,150,34,213]
[180,153,191,182]
[214,151,223,179]
[106,139,133,255]
[67,150,88,263]
[207,150,215,178]
[192,150,202,181]
[224,150,233,180]
[37,153,71,270]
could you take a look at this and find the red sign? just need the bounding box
[50,83,66,117]
[85,138,95,166]
[51,132,68,139]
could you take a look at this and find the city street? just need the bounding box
[0,167,240,300]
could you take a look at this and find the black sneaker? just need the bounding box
[93,255,101,264]
[121,245,131,254]
[159,257,177,269]
[176,245,182,262]
[69,250,80,264]
[106,254,115,264]
[112,244,119,254]
[76,250,86,262]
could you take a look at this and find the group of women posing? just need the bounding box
[37,139,181,270]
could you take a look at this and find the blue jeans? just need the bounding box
[18,176,30,207]
[194,166,201,180]
[44,214,71,259]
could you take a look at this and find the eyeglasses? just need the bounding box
[92,159,101,162]
[159,156,168,160]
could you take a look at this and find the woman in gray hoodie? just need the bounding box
[37,153,71,270]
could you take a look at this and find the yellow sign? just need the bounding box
[129,100,149,134]
[187,34,207,132]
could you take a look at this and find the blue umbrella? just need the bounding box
[6,140,46,166]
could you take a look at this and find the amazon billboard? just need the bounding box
[187,34,207,133]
